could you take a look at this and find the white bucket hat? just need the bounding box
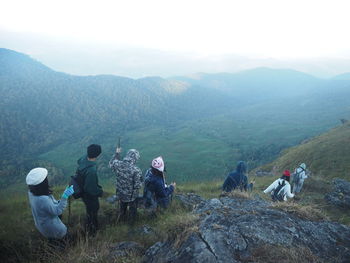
[26,167,48,185]
[152,156,164,172]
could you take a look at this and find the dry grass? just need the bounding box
[245,244,324,263]
[48,237,112,263]
[270,202,329,221]
[46,199,198,263]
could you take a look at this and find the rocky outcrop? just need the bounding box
[143,196,350,263]
[174,193,206,210]
[325,178,350,208]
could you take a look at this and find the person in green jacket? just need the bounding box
[77,144,103,235]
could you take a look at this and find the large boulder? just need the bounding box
[325,178,350,208]
[143,196,350,263]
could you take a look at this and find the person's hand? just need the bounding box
[62,185,74,199]
[171,182,176,189]
[116,147,122,153]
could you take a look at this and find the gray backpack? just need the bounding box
[272,180,286,202]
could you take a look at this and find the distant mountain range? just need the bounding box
[1,48,350,185]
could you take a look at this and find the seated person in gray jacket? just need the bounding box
[26,167,74,240]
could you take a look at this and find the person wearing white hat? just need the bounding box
[26,167,74,240]
[143,156,176,209]
[292,163,308,194]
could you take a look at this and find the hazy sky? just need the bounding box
[1,0,350,77]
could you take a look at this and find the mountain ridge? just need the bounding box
[1,48,350,185]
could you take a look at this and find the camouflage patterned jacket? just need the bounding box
[109,150,142,202]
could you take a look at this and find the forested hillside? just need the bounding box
[1,48,350,186]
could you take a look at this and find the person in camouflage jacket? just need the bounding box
[109,148,142,223]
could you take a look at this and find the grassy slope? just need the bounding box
[256,122,350,179]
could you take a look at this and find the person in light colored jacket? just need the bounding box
[292,163,308,193]
[26,167,74,239]
[263,170,294,201]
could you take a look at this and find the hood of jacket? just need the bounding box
[123,149,140,164]
[236,161,247,174]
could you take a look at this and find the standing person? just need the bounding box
[222,161,248,192]
[77,144,103,235]
[26,167,74,243]
[292,163,308,194]
[263,170,294,201]
[144,156,176,209]
[109,147,142,223]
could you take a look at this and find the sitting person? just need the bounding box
[26,167,74,242]
[222,161,248,192]
[247,180,255,192]
[143,156,176,209]
[263,170,294,201]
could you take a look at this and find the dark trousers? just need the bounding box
[82,195,99,235]
[119,200,137,224]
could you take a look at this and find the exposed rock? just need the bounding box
[143,196,350,263]
[325,178,350,208]
[174,193,206,210]
[109,241,144,258]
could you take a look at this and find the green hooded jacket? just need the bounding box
[77,155,103,197]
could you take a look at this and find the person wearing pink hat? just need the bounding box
[263,170,294,201]
[143,156,176,209]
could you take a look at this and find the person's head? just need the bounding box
[26,167,52,196]
[151,156,165,176]
[281,170,291,182]
[236,161,247,174]
[124,149,140,164]
[87,144,102,160]
[300,163,306,170]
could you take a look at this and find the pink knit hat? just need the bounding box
[152,156,164,172]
